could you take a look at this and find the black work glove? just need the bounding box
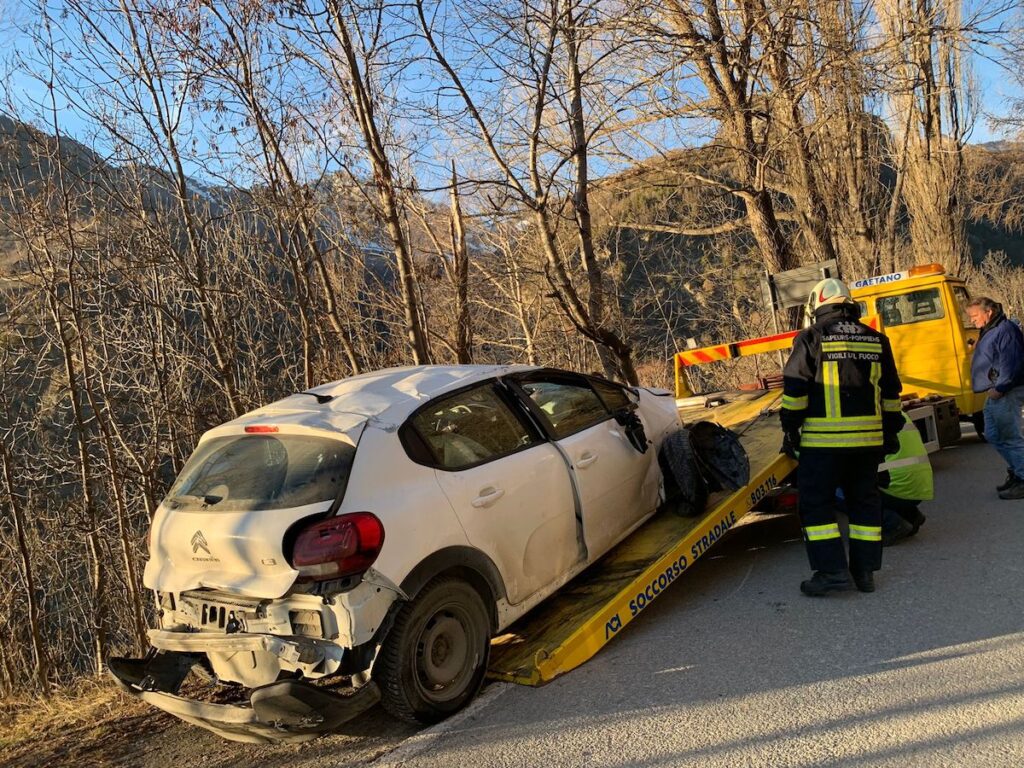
[780,430,800,460]
[883,432,900,456]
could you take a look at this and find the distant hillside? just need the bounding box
[4,112,1024,287]
[0,114,402,281]
[964,144,1024,265]
[974,139,1024,153]
[0,113,230,274]
[594,138,1024,271]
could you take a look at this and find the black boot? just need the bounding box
[997,470,1017,493]
[800,570,852,596]
[882,516,914,547]
[998,477,1024,500]
[852,571,876,593]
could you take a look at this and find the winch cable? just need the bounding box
[733,390,785,439]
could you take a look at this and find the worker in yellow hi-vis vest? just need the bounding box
[878,413,932,546]
[781,278,903,597]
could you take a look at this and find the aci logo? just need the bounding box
[191,530,211,556]
[604,613,622,640]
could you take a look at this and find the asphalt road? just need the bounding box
[375,434,1024,768]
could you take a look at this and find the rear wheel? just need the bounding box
[376,576,491,724]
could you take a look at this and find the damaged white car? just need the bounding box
[109,365,681,742]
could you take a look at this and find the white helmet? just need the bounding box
[808,278,854,312]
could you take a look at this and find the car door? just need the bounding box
[402,381,582,605]
[511,372,657,559]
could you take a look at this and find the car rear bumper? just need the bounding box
[108,650,379,743]
[147,628,331,669]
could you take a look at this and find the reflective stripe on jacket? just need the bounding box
[781,304,903,450]
[878,414,934,501]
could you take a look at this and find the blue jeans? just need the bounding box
[984,386,1024,479]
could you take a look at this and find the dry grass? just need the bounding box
[0,677,174,768]
[0,676,421,768]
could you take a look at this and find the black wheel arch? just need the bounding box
[345,548,504,676]
[398,546,505,632]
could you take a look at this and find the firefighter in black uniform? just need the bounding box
[781,278,903,596]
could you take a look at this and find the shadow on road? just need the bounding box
[397,437,1024,767]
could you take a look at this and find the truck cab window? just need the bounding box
[952,286,974,329]
[878,288,944,327]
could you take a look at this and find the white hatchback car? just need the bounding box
[110,365,681,742]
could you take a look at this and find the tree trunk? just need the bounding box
[449,164,473,364]
[0,439,50,694]
[326,0,432,365]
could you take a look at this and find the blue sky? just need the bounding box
[968,0,1024,142]
[1,0,1020,169]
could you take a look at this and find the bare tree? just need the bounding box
[414,0,642,381]
[877,0,972,272]
[278,0,433,365]
[657,0,797,274]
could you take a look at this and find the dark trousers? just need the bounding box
[876,495,925,528]
[798,449,883,573]
[880,493,925,532]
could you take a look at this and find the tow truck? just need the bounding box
[488,262,977,686]
[675,263,982,438]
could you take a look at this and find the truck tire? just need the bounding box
[376,576,490,724]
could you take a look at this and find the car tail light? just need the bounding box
[290,513,385,581]
[770,488,800,513]
[245,425,279,433]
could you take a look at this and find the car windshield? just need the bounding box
[165,434,356,512]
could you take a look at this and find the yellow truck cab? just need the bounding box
[849,263,985,426]
[674,261,984,440]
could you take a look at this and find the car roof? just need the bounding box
[203,364,538,442]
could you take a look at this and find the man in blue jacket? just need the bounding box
[966,296,1024,499]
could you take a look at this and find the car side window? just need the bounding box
[590,379,632,412]
[407,384,539,470]
[520,378,610,439]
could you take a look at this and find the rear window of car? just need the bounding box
[406,384,540,471]
[165,435,355,511]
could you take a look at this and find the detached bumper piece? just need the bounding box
[107,651,380,743]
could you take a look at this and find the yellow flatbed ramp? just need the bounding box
[487,389,794,686]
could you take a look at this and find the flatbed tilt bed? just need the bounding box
[487,390,793,685]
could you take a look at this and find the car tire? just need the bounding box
[376,576,491,724]
[658,430,707,518]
